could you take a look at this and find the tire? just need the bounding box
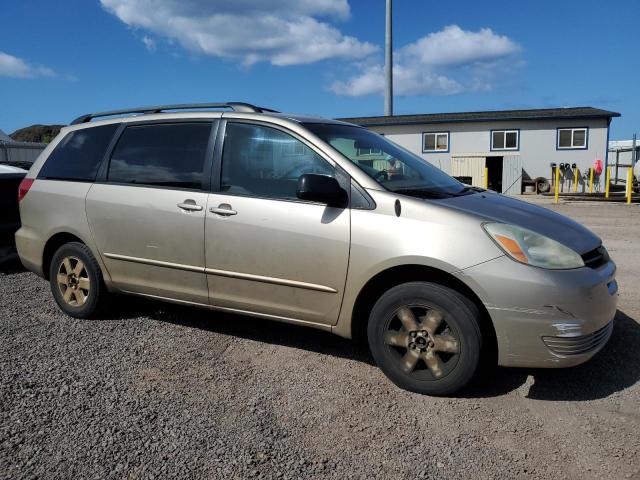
[536,177,551,193]
[367,282,482,396]
[49,242,107,319]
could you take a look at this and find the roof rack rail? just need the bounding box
[70,102,279,125]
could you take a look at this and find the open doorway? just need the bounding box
[486,156,503,192]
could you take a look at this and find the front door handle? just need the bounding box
[177,200,203,211]
[209,203,237,216]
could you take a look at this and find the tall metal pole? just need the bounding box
[384,0,393,116]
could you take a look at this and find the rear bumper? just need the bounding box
[456,255,618,368]
[15,226,45,277]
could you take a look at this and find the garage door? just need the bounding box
[451,156,485,188]
[502,155,522,195]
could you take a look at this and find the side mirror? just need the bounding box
[296,174,348,207]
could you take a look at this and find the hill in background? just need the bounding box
[10,125,64,143]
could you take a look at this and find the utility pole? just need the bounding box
[384,0,393,116]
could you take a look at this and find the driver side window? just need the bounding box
[221,123,334,200]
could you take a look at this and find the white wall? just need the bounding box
[370,118,610,189]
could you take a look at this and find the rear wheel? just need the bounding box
[367,282,482,396]
[49,242,107,318]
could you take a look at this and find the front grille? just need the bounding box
[581,245,609,269]
[542,321,613,356]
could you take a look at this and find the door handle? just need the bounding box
[209,204,237,216]
[177,200,203,211]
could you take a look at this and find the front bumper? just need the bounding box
[456,255,618,368]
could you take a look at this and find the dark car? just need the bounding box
[0,164,27,264]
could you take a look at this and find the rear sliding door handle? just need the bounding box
[177,200,203,211]
[209,204,237,216]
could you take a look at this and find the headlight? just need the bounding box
[483,223,584,269]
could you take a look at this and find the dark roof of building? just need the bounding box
[338,107,620,127]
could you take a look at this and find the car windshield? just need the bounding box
[304,123,467,197]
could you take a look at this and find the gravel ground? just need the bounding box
[1,199,639,479]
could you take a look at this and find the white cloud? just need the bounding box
[100,0,376,66]
[142,35,156,51]
[331,25,522,97]
[0,52,56,78]
[401,25,520,66]
[331,64,462,97]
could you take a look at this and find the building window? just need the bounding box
[491,129,519,151]
[557,128,588,149]
[356,146,383,156]
[423,132,449,153]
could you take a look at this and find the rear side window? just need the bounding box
[38,124,118,181]
[108,123,211,190]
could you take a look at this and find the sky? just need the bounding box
[0,0,638,139]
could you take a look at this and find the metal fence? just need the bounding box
[0,141,46,167]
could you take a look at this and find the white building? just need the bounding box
[340,107,620,194]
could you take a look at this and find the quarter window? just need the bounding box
[108,123,211,189]
[221,123,334,200]
[38,124,118,181]
[423,132,449,152]
[557,128,587,149]
[491,130,519,150]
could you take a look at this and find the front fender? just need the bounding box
[331,192,503,338]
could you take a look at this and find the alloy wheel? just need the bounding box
[383,306,460,379]
[56,256,90,307]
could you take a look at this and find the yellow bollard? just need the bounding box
[589,168,594,193]
[574,167,579,193]
[554,166,560,204]
[628,167,633,204]
[484,167,488,189]
[605,166,611,198]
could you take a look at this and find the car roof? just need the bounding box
[255,112,355,126]
[62,111,357,136]
[67,102,356,129]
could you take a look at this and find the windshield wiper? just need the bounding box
[391,188,454,199]
[461,185,485,193]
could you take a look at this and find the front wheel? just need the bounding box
[367,282,482,396]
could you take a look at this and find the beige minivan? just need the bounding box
[16,103,618,395]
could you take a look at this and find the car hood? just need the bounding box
[434,191,601,254]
